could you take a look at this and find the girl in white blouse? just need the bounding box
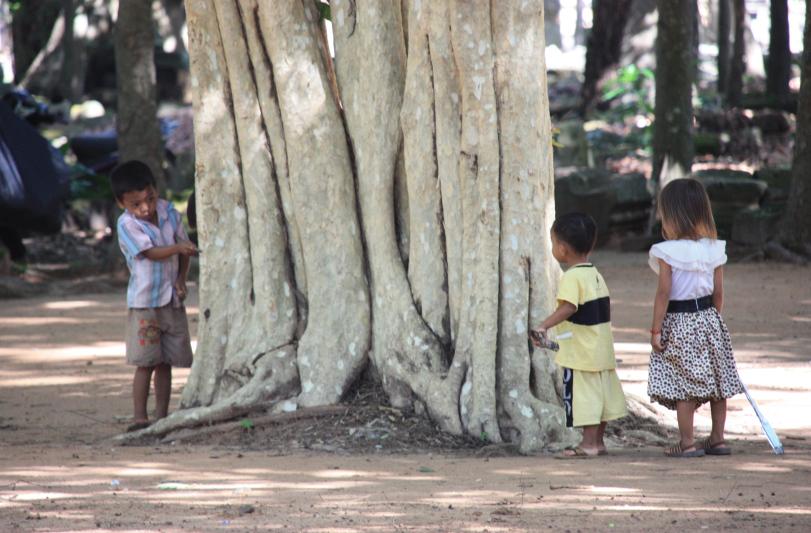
[648,179,744,458]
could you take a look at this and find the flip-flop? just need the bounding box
[665,441,705,458]
[702,437,732,455]
[126,421,150,432]
[556,446,600,459]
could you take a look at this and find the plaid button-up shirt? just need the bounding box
[117,199,189,309]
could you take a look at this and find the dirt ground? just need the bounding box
[1,251,810,532]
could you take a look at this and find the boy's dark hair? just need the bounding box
[552,212,597,255]
[110,160,156,200]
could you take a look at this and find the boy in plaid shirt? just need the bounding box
[111,161,197,432]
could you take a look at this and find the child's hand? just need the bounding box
[529,327,547,347]
[174,278,188,301]
[651,331,665,353]
[176,241,198,257]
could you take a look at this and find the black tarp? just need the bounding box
[0,101,69,234]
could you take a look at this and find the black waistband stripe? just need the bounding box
[667,295,713,313]
[568,296,611,326]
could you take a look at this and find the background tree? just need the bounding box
[114,0,166,189]
[122,0,573,453]
[727,0,746,105]
[718,0,731,96]
[766,0,791,105]
[780,0,811,254]
[651,0,695,189]
[580,0,634,116]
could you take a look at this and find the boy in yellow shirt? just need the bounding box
[531,212,627,457]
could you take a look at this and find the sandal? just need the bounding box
[556,446,600,459]
[126,421,151,432]
[665,441,705,458]
[702,437,732,455]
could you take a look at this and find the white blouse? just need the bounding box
[648,238,727,300]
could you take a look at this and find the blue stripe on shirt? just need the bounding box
[117,221,141,259]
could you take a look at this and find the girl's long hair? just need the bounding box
[659,178,718,240]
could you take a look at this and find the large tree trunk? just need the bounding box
[123,0,573,454]
[780,0,811,252]
[114,0,167,190]
[580,0,634,116]
[727,0,746,106]
[651,0,695,186]
[767,0,791,105]
[718,0,731,96]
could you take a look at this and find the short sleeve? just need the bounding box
[168,203,190,243]
[556,270,580,309]
[117,217,153,261]
[649,239,727,273]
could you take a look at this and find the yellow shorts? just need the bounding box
[562,368,627,427]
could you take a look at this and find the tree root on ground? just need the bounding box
[764,241,810,264]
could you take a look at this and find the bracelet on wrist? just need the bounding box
[650,328,661,335]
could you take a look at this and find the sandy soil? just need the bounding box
[1,251,810,532]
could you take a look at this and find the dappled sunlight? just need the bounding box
[0,342,125,362]
[41,300,99,310]
[614,341,652,354]
[586,485,641,495]
[733,462,794,473]
[0,371,93,387]
[426,490,518,506]
[0,316,83,326]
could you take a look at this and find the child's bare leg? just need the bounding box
[561,424,601,456]
[597,421,607,451]
[580,424,601,451]
[133,366,154,423]
[709,399,727,445]
[675,400,697,449]
[153,364,172,420]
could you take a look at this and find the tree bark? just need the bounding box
[115,0,167,190]
[727,0,746,106]
[580,0,633,116]
[780,0,811,251]
[124,0,572,454]
[652,0,695,186]
[767,0,791,105]
[718,0,731,95]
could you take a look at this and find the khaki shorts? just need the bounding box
[125,305,193,368]
[562,368,627,427]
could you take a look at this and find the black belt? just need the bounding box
[667,295,713,313]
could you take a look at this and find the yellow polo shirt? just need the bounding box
[553,263,616,371]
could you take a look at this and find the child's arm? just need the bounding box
[712,266,724,313]
[142,242,197,261]
[531,301,577,344]
[650,259,672,352]
[175,252,191,300]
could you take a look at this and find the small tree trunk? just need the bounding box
[59,0,80,101]
[718,0,731,95]
[115,0,166,190]
[652,0,695,186]
[767,0,791,105]
[0,1,14,81]
[780,0,811,251]
[727,0,746,106]
[580,0,633,116]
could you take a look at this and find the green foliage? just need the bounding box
[599,64,655,151]
[239,418,254,430]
